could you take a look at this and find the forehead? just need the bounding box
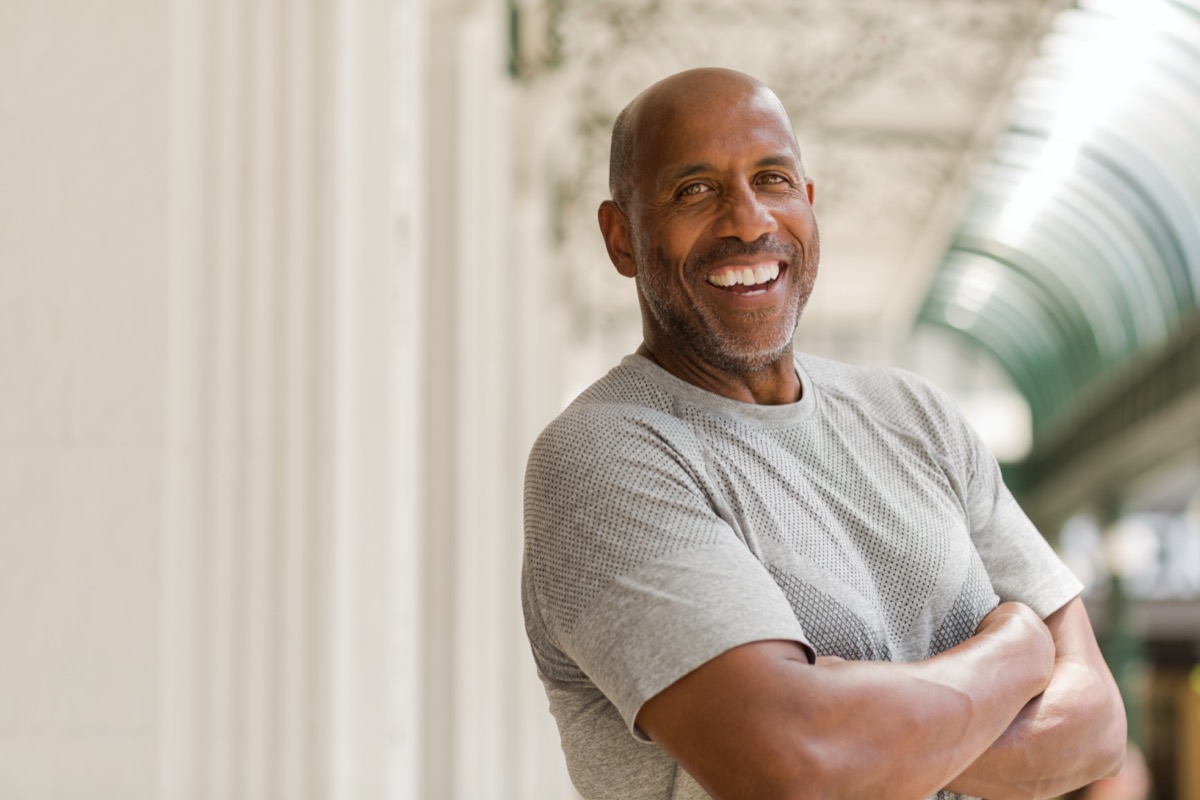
[636,86,800,185]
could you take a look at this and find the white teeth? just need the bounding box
[706,263,781,288]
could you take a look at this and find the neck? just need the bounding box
[636,342,801,405]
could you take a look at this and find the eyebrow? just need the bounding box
[755,155,799,170]
[665,163,714,183]
[663,154,800,184]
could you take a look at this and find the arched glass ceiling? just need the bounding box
[918,0,1200,438]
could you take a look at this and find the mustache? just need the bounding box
[688,236,801,272]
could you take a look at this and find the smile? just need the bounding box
[705,262,783,295]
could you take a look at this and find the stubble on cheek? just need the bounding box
[636,240,814,374]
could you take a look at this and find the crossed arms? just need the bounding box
[636,596,1126,800]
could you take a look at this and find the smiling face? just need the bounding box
[600,69,820,391]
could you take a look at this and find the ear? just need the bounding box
[805,178,815,206]
[598,200,638,278]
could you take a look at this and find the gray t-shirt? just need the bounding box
[522,353,1082,800]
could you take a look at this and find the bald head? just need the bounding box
[608,68,802,211]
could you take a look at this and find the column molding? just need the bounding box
[395,0,425,798]
[166,1,574,797]
[163,1,395,798]
[418,2,574,798]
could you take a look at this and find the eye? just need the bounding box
[677,182,711,198]
[758,173,793,187]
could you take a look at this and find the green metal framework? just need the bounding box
[917,0,1200,456]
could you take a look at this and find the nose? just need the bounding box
[713,184,778,241]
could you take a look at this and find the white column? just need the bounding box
[450,10,514,798]
[395,0,425,798]
[162,1,395,798]
[165,1,578,797]
[0,2,169,798]
[507,74,582,800]
[418,2,575,797]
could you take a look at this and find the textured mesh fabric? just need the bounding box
[522,352,1082,800]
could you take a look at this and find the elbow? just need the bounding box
[1094,682,1129,780]
[1070,660,1129,786]
[1100,746,1127,782]
[1060,685,1127,794]
[1094,710,1128,781]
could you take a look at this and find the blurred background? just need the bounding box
[2,0,1199,798]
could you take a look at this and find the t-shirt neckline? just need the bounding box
[622,353,819,429]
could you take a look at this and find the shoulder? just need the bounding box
[522,364,738,650]
[527,361,705,479]
[800,353,961,421]
[799,352,977,462]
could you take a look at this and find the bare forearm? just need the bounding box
[945,651,1126,799]
[639,602,1056,800]
[945,598,1127,800]
[800,604,1056,798]
[798,649,1050,798]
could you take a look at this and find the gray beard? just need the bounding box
[637,238,818,375]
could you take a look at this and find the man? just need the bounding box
[522,67,1126,800]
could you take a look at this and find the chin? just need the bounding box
[706,338,794,374]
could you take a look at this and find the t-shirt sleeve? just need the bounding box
[957,407,1083,618]
[523,406,812,739]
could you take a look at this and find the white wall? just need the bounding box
[0,1,573,798]
[0,2,167,797]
